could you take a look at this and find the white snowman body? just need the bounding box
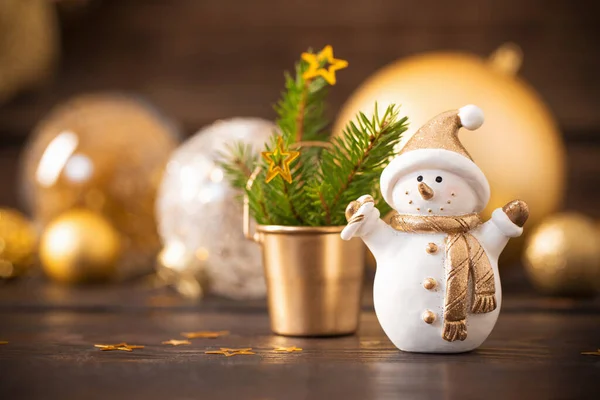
[365,217,515,353]
[341,105,525,353]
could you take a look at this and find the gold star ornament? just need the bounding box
[94,343,145,352]
[262,136,300,184]
[205,348,256,357]
[273,346,303,353]
[301,45,348,85]
[162,339,191,346]
[581,349,600,356]
[181,330,229,339]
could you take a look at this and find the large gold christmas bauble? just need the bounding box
[0,209,37,279]
[20,93,179,278]
[40,209,121,284]
[334,44,566,264]
[523,213,600,297]
[0,0,59,104]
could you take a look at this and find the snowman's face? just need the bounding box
[391,169,480,216]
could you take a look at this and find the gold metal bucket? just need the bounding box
[243,142,365,337]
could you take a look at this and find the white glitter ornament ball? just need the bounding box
[156,118,275,299]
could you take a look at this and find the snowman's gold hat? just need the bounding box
[380,105,491,210]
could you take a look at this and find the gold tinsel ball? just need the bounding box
[334,44,566,264]
[0,209,37,279]
[0,0,59,104]
[40,209,121,284]
[20,93,179,279]
[523,213,600,297]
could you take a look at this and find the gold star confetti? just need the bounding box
[181,330,229,339]
[262,136,300,184]
[0,341,8,345]
[301,45,348,85]
[94,343,145,352]
[273,346,303,353]
[205,348,256,357]
[581,349,600,356]
[360,340,381,347]
[162,339,192,346]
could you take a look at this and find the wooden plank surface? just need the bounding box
[0,281,598,400]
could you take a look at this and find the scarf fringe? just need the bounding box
[442,320,467,342]
[471,294,497,314]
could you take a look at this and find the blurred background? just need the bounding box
[0,0,599,298]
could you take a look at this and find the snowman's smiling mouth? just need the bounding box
[398,172,476,216]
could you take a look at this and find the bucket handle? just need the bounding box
[243,140,332,243]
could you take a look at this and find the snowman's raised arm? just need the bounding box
[359,218,399,259]
[340,196,380,240]
[475,200,529,259]
[341,195,399,260]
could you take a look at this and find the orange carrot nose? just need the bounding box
[418,182,434,200]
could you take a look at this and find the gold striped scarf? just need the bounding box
[390,213,497,342]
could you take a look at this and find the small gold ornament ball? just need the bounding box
[334,44,566,264]
[523,213,600,297]
[40,209,121,284]
[0,209,37,279]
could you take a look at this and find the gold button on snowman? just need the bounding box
[425,243,438,254]
[341,105,529,353]
[422,310,436,324]
[423,278,437,290]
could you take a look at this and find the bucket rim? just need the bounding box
[255,225,345,234]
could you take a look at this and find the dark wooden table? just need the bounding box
[0,274,598,400]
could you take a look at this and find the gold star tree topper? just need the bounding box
[301,45,348,85]
[262,136,300,184]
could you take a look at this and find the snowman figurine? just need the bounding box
[341,105,529,353]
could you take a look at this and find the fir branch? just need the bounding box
[274,57,329,144]
[249,182,272,225]
[219,142,255,190]
[329,125,377,213]
[221,47,407,228]
[306,104,408,226]
[319,191,332,225]
[249,51,330,225]
[284,182,304,224]
[295,82,308,142]
[219,143,272,224]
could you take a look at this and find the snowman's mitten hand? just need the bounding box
[345,195,375,222]
[341,200,379,240]
[358,205,380,236]
[502,200,529,227]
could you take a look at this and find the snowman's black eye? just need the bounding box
[435,176,443,183]
[417,175,423,182]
